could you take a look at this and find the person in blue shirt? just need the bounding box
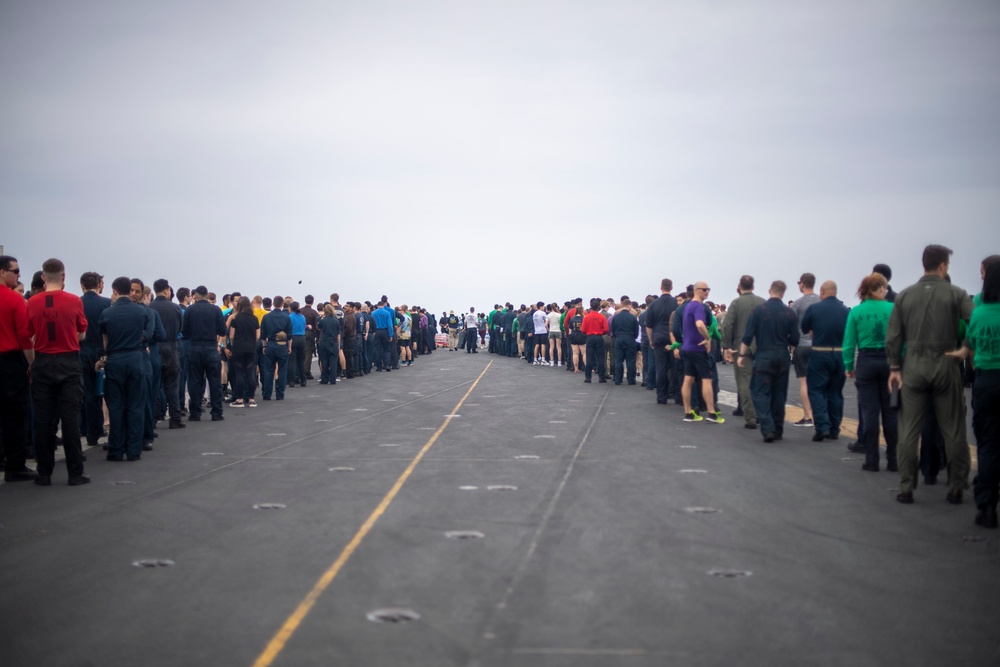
[137,283,166,449]
[800,281,850,442]
[317,304,342,384]
[738,280,801,442]
[79,271,111,447]
[99,276,154,461]
[260,297,293,398]
[181,285,227,420]
[288,301,308,387]
[370,300,395,372]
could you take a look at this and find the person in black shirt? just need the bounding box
[317,304,342,384]
[150,279,184,428]
[611,299,640,385]
[182,285,227,421]
[644,279,677,404]
[300,295,319,380]
[228,296,260,407]
[739,280,801,442]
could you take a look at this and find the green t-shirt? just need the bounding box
[842,298,893,371]
[967,302,1000,370]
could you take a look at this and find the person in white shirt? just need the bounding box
[545,304,562,366]
[531,301,548,364]
[464,308,479,353]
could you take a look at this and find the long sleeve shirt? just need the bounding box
[842,299,893,371]
[799,297,849,348]
[886,274,974,368]
[742,298,800,351]
[723,292,766,351]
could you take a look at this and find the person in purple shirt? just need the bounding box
[681,282,723,423]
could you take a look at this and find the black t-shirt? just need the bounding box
[230,312,259,355]
[568,314,586,344]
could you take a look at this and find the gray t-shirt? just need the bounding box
[791,293,821,345]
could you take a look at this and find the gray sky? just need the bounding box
[2,0,998,311]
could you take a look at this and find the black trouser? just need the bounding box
[614,337,636,384]
[142,349,157,444]
[304,331,316,377]
[973,369,1000,509]
[31,352,85,479]
[856,350,897,469]
[231,351,257,401]
[375,330,392,370]
[289,335,306,385]
[188,344,223,418]
[466,328,478,352]
[344,339,357,378]
[319,342,340,383]
[79,347,104,445]
[159,343,182,423]
[653,344,672,402]
[585,335,605,381]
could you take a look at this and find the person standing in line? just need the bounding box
[738,281,800,442]
[800,281,850,442]
[300,295,319,380]
[175,287,192,415]
[150,279,184,429]
[342,301,358,377]
[447,310,460,351]
[182,285,227,420]
[644,279,677,405]
[843,273,896,472]
[371,299,395,371]
[887,244,974,505]
[287,301,308,387]
[723,275,766,428]
[790,273,820,428]
[464,307,479,353]
[531,302,548,363]
[566,306,586,374]
[846,263,897,452]
[680,283,724,423]
[79,272,111,447]
[317,304,342,384]
[136,282,164,452]
[611,298,639,384]
[99,276,154,461]
[25,258,89,485]
[260,295,293,397]
[546,303,563,367]
[398,305,414,364]
[582,298,609,383]
[228,296,260,407]
[948,262,1000,527]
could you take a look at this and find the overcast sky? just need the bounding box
[2,0,998,312]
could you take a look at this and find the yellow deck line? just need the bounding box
[250,361,493,667]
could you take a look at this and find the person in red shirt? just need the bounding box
[0,255,37,482]
[581,298,609,383]
[25,258,89,486]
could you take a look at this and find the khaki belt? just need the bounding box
[812,346,843,352]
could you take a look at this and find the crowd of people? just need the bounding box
[1,245,997,530]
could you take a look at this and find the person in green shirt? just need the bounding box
[948,262,1000,527]
[843,273,897,473]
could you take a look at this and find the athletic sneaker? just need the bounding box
[793,418,813,427]
[705,413,725,424]
[230,400,245,408]
[684,413,703,422]
[549,361,555,367]
[247,400,257,408]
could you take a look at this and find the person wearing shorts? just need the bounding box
[546,304,562,366]
[681,282,723,423]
